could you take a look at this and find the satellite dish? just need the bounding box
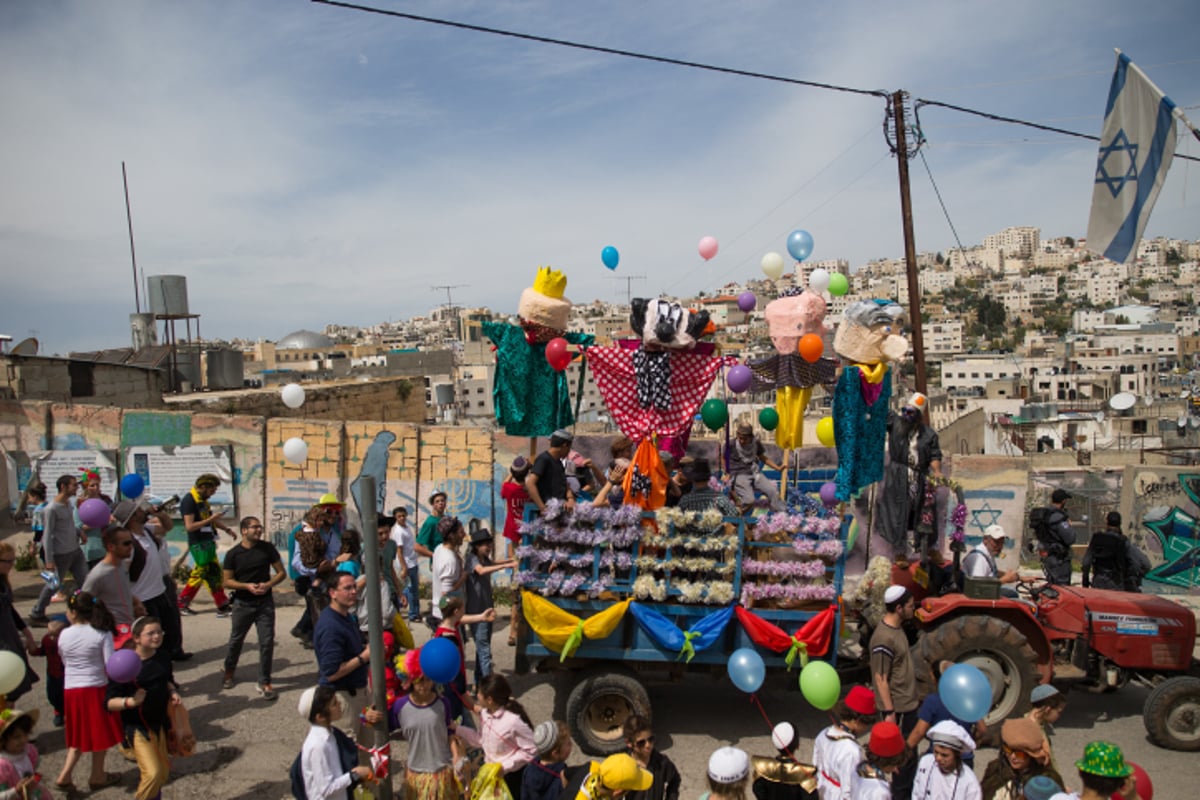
[10,337,38,355]
[1189,416,1200,430]
[1109,392,1136,412]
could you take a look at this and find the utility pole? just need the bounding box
[890,90,928,397]
[122,162,141,314]
[609,274,646,305]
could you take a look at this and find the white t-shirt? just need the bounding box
[59,624,115,689]
[962,544,998,579]
[430,544,461,620]
[390,522,417,569]
[130,528,166,602]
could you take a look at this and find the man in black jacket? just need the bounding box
[1036,489,1077,585]
[1082,511,1151,591]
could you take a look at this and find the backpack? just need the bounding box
[1030,506,1071,558]
[1029,506,1052,544]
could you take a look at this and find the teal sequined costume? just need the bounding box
[482,321,595,437]
[833,364,892,501]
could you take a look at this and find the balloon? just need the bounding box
[818,482,838,507]
[283,437,309,465]
[0,651,26,696]
[700,399,728,431]
[759,407,779,431]
[787,230,814,262]
[815,417,836,448]
[119,473,144,499]
[799,660,841,710]
[727,648,765,693]
[808,268,830,293]
[798,334,824,363]
[938,663,993,723]
[827,272,849,296]
[78,498,111,529]
[761,254,785,280]
[545,337,571,372]
[846,517,859,552]
[419,638,461,684]
[737,291,757,312]
[726,365,753,394]
[281,383,306,409]
[106,649,142,683]
[1114,763,1153,800]
[760,252,785,279]
[601,246,620,270]
[698,236,719,261]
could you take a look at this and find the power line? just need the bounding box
[310,0,889,100]
[918,150,968,258]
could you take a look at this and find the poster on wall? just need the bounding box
[124,446,235,507]
[4,451,119,510]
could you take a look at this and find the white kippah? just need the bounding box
[884,585,908,604]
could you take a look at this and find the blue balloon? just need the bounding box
[419,637,461,684]
[119,473,144,499]
[727,647,766,693]
[787,230,814,262]
[601,246,620,270]
[938,663,993,723]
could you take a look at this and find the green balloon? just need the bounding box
[799,660,841,710]
[700,398,729,431]
[759,407,780,431]
[828,272,850,296]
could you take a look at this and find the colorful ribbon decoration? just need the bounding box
[521,592,631,661]
[627,602,734,662]
[734,604,837,669]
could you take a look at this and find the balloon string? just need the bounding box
[748,692,803,766]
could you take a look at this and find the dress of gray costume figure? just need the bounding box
[877,409,942,554]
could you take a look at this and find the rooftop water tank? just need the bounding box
[147,275,190,317]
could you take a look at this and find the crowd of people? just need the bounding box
[0,447,1162,800]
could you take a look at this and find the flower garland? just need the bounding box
[792,538,845,559]
[742,559,827,580]
[633,575,667,602]
[752,512,841,539]
[654,506,727,532]
[844,555,893,628]
[740,582,836,605]
[639,532,739,554]
[634,555,736,577]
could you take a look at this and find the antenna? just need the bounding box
[609,274,646,305]
[122,162,140,313]
[431,284,466,313]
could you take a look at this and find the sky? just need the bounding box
[2,1,1198,355]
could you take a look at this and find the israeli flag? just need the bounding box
[1086,52,1177,264]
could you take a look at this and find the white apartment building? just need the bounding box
[1001,288,1034,315]
[1033,249,1073,270]
[922,320,965,356]
[983,226,1040,259]
[941,355,1026,395]
[918,269,956,294]
[1072,309,1107,332]
[1087,273,1122,306]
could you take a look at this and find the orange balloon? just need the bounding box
[799,333,824,363]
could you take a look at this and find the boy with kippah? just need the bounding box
[522,720,573,800]
[812,686,876,799]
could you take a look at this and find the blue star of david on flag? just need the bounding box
[969,502,1002,533]
[1095,129,1138,197]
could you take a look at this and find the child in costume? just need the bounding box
[813,686,876,799]
[300,686,375,800]
[622,714,679,800]
[468,673,537,800]
[704,747,752,800]
[30,616,66,727]
[1062,741,1140,800]
[464,525,515,685]
[911,721,981,800]
[389,650,461,800]
[0,707,53,800]
[850,722,908,800]
[522,720,573,800]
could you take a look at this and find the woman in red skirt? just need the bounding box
[54,592,123,791]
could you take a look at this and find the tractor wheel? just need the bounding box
[916,615,1039,725]
[565,669,651,756]
[1144,675,1200,751]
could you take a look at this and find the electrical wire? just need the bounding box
[311,0,888,99]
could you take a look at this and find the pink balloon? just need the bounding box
[106,649,142,683]
[698,236,719,261]
[78,498,111,529]
[726,365,753,394]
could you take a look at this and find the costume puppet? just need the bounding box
[831,300,908,502]
[482,267,595,437]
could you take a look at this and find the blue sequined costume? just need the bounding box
[833,364,892,501]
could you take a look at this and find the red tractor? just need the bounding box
[914,581,1200,751]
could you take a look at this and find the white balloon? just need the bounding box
[808,268,831,293]
[760,252,785,280]
[283,437,308,465]
[281,383,306,409]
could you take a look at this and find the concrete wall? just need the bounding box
[166,376,424,423]
[0,355,165,407]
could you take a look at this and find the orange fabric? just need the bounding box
[622,439,668,510]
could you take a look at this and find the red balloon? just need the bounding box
[545,337,571,371]
[798,334,824,363]
[1113,763,1152,800]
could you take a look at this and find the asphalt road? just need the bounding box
[6,570,1196,799]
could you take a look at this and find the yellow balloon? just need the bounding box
[816,417,836,447]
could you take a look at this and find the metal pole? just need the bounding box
[122,162,141,314]
[358,476,393,799]
[892,91,928,398]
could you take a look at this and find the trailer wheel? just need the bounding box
[1144,675,1200,751]
[916,614,1039,725]
[565,670,651,756]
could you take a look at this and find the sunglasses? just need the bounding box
[634,736,655,747]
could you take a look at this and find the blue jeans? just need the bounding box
[223,595,276,684]
[403,567,421,620]
[470,620,493,685]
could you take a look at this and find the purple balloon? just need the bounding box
[727,365,753,394]
[78,498,111,529]
[738,291,757,312]
[106,649,142,683]
[819,481,838,507]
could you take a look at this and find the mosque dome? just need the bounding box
[276,329,335,350]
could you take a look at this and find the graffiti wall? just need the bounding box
[1121,465,1200,592]
[264,418,343,547]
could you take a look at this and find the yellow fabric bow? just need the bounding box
[521,592,631,661]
